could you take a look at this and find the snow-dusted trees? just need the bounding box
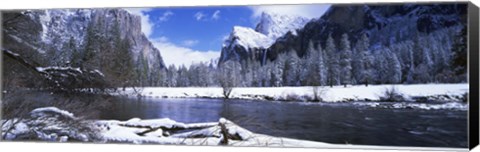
[339,33,352,87]
[68,38,83,68]
[304,41,326,86]
[451,25,467,81]
[325,34,339,87]
[270,57,284,87]
[284,50,301,86]
[353,33,373,86]
[385,48,402,83]
[176,65,189,87]
[218,60,241,99]
[155,27,464,88]
[166,65,178,87]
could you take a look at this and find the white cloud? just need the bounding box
[249,4,331,19]
[159,11,174,22]
[211,10,220,20]
[153,36,169,42]
[194,11,206,21]
[125,8,154,37]
[151,37,219,67]
[182,40,199,47]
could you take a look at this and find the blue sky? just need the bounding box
[149,6,253,51]
[126,4,330,67]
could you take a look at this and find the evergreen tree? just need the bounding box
[167,65,178,87]
[282,50,299,86]
[325,34,339,87]
[339,33,352,87]
[115,39,134,89]
[451,25,467,77]
[353,33,373,86]
[68,37,82,67]
[385,48,402,83]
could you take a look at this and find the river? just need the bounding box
[100,97,467,148]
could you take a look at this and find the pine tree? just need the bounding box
[451,25,467,77]
[116,39,134,89]
[354,33,373,86]
[316,44,327,86]
[68,37,82,67]
[325,34,339,87]
[304,41,326,86]
[339,33,352,87]
[167,65,178,87]
[304,40,318,86]
[385,48,402,83]
[271,53,286,87]
[282,50,299,86]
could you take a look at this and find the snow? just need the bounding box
[353,101,468,111]
[1,119,30,140]
[38,9,92,47]
[95,117,465,150]
[118,83,468,103]
[224,26,273,49]
[219,118,227,124]
[59,136,69,142]
[30,107,75,119]
[222,12,309,51]
[36,66,82,74]
[1,107,467,150]
[97,117,330,146]
[255,12,309,39]
[123,118,187,129]
[91,69,105,77]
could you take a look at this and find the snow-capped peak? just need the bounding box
[223,26,272,49]
[255,12,310,39]
[219,11,311,64]
[222,12,309,50]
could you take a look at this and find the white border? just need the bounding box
[0,0,478,152]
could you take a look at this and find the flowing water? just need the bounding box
[100,97,467,148]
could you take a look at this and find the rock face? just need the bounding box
[270,4,466,58]
[219,12,309,64]
[219,3,467,64]
[2,8,165,84]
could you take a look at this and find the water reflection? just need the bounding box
[101,97,467,148]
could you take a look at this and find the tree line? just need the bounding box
[154,26,466,88]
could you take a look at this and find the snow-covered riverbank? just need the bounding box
[0,107,466,151]
[118,83,469,102]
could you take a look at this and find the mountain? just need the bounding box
[219,12,309,64]
[266,3,467,61]
[255,12,310,40]
[2,8,165,86]
[219,4,466,66]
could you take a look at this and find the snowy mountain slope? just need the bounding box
[219,12,309,64]
[267,4,467,61]
[224,26,272,50]
[255,12,310,39]
[218,4,466,67]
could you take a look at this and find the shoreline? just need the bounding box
[116,83,469,103]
